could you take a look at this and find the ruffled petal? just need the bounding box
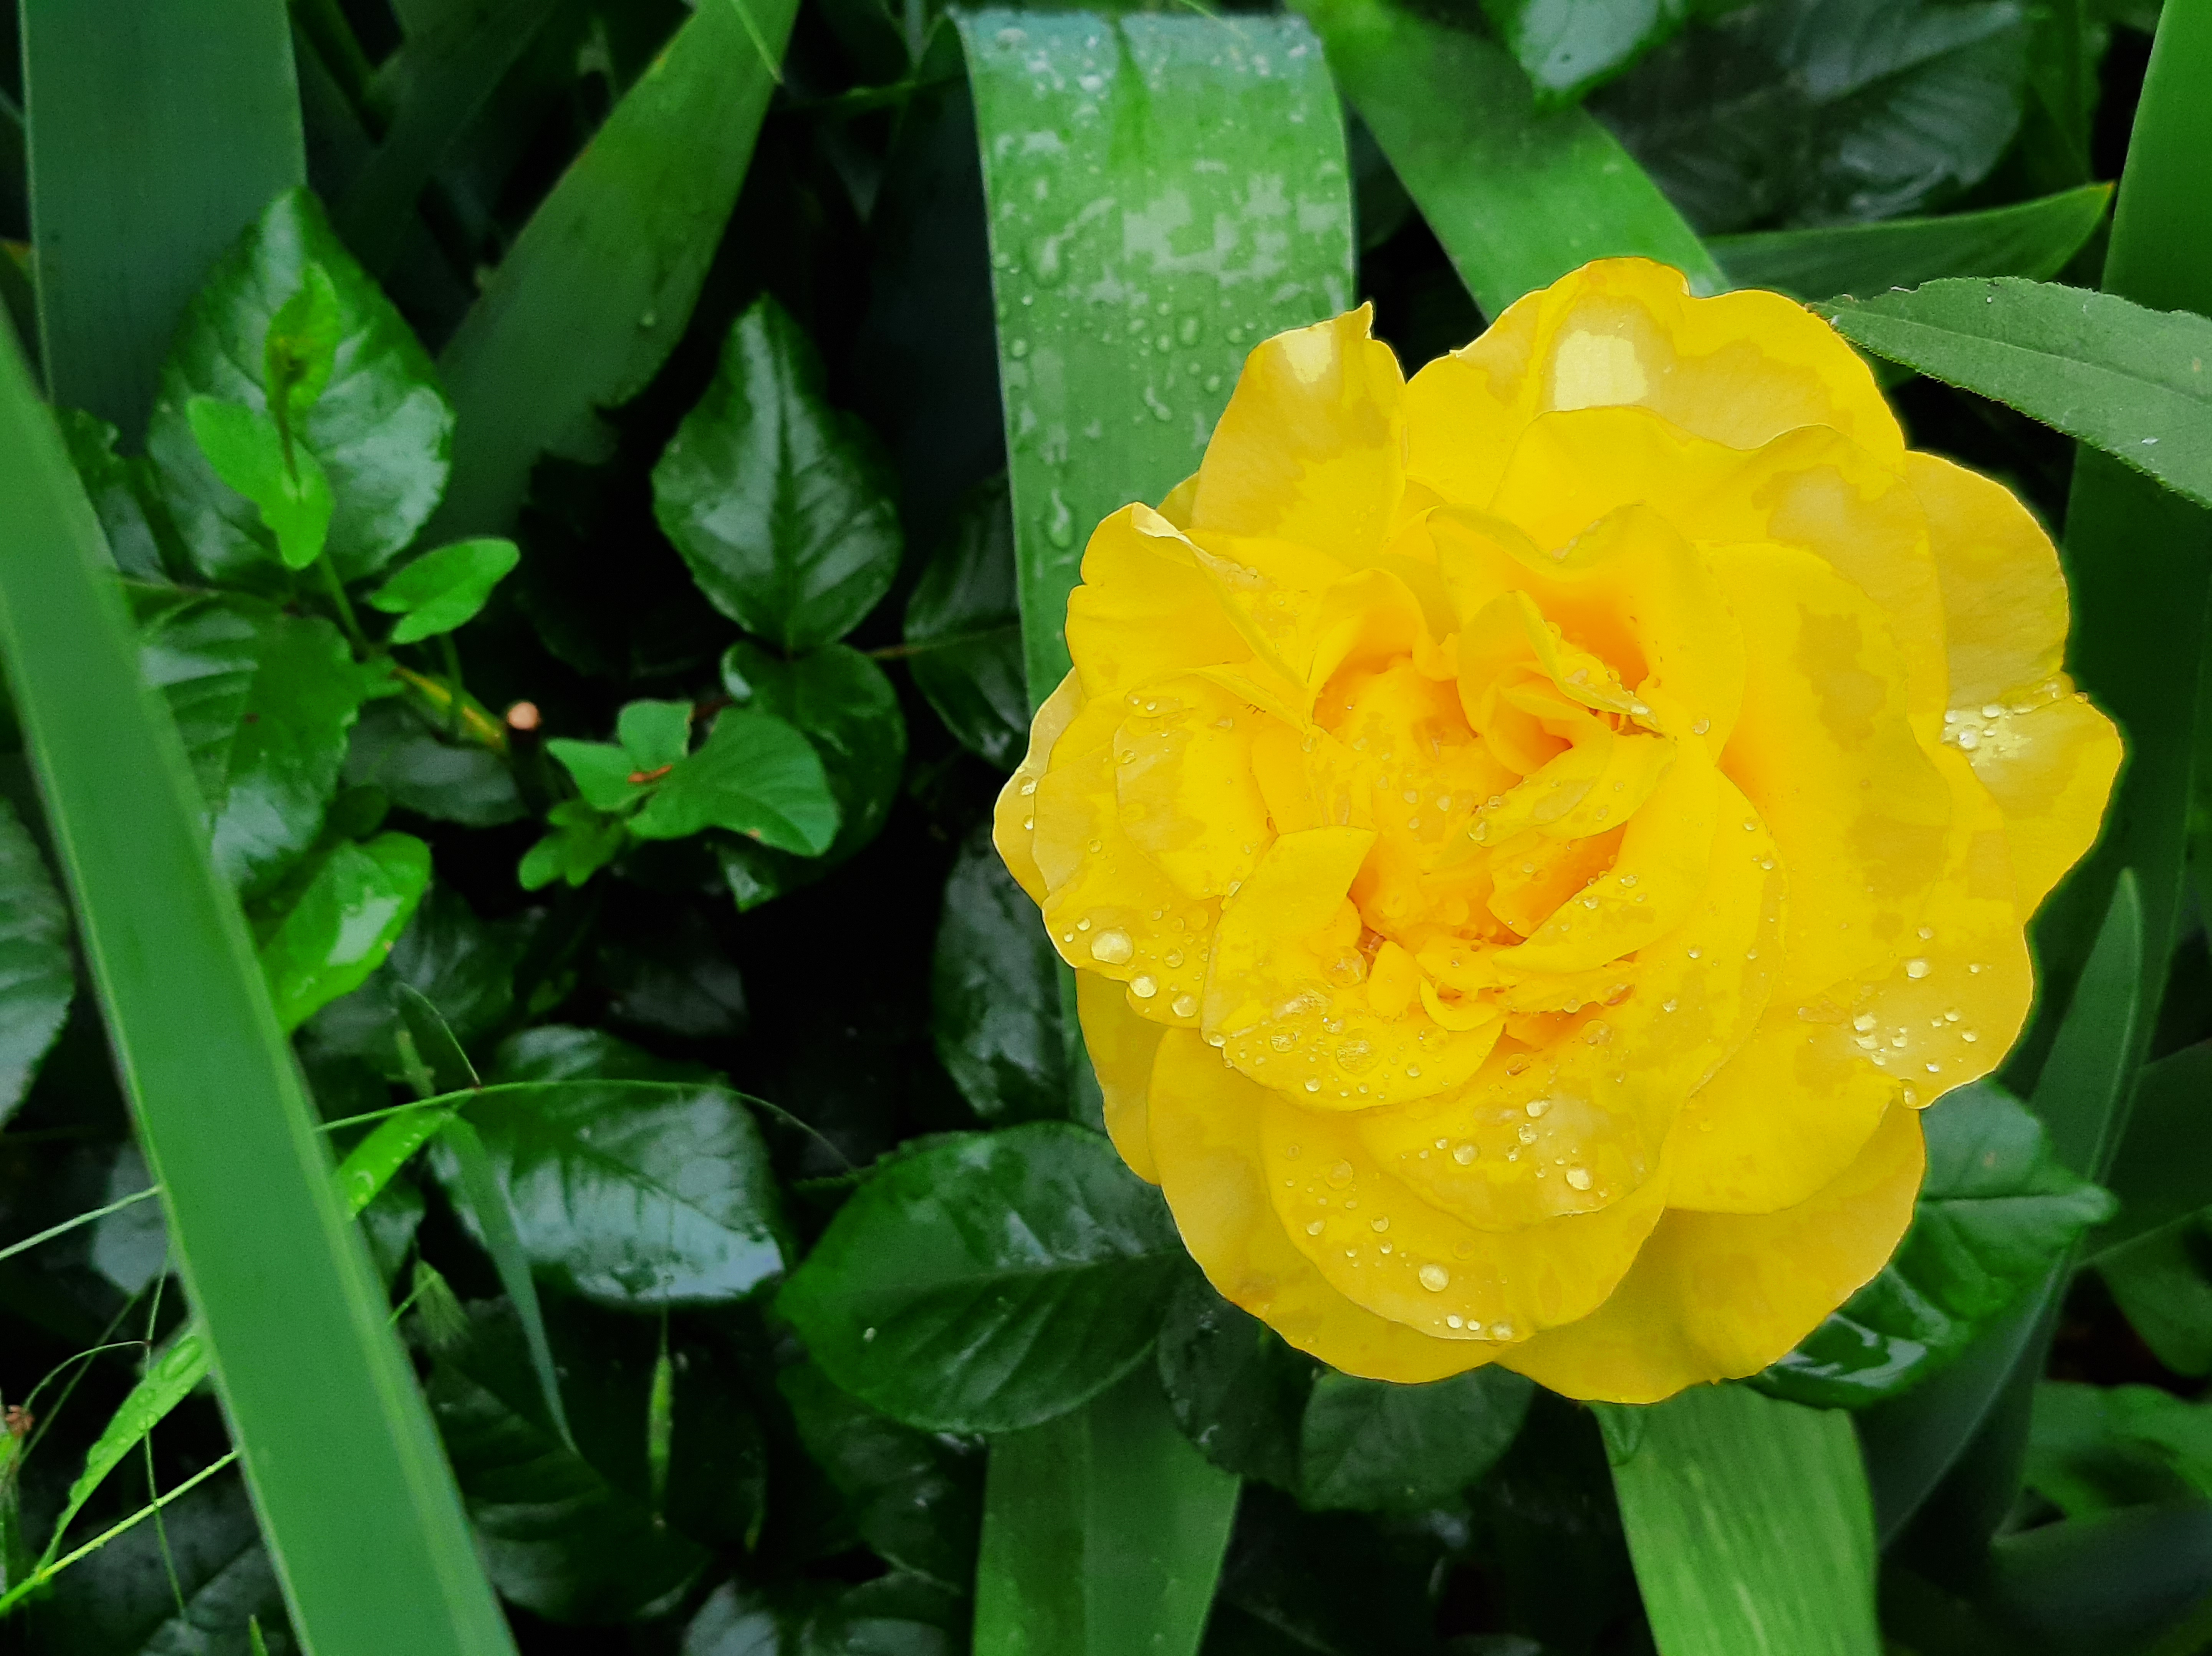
[1077,969,1166,1183]
[994,672,1084,905]
[1501,1103,1924,1403]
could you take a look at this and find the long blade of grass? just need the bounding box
[429,0,798,537]
[1292,0,1721,315]
[19,0,304,437]
[0,326,514,1654]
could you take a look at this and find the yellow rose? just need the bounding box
[992,258,2120,1403]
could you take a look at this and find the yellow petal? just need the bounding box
[1112,676,1274,900]
[1908,452,2123,912]
[1157,471,1200,529]
[994,672,1083,905]
[1064,506,1255,705]
[1077,969,1166,1183]
[1501,1103,1924,1403]
[1189,305,1407,563]
[1148,1030,1488,1381]
[1404,257,1901,510]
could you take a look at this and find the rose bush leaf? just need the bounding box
[184,394,335,571]
[1479,0,1695,108]
[1757,1080,2114,1408]
[146,188,455,586]
[366,537,520,644]
[58,409,174,581]
[652,295,903,652]
[901,475,1027,770]
[342,699,525,826]
[930,823,1071,1125]
[717,640,905,908]
[777,1121,1187,1432]
[631,707,839,856]
[302,881,527,1080]
[0,796,73,1127]
[135,587,385,894]
[257,831,432,1032]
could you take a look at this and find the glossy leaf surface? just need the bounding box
[368,536,520,643]
[958,8,1356,696]
[0,795,73,1124]
[258,830,433,1030]
[305,881,525,1078]
[183,394,334,572]
[902,475,1026,769]
[932,823,1070,1125]
[1712,184,2111,299]
[1758,1082,2114,1409]
[146,190,454,586]
[654,297,903,653]
[778,1122,1185,1432]
[1479,0,1692,108]
[432,0,798,536]
[632,707,840,856]
[343,699,525,826]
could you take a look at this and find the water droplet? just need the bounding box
[1306,1219,1325,1235]
[1177,316,1201,346]
[1045,490,1077,550]
[1691,717,1711,735]
[1517,1123,1538,1144]
[1905,958,1931,979]
[1008,338,1030,360]
[1489,1322,1513,1341]
[1526,1098,1551,1118]
[1447,1314,1464,1329]
[1371,1217,1390,1232]
[1961,1028,1978,1043]
[1325,1160,1354,1189]
[1917,926,1935,941]
[1419,1264,1450,1292]
[1452,1142,1478,1165]
[1131,974,1158,999]
[1565,1166,1593,1191]
[1304,1077,1321,1092]
[1172,993,1199,1018]
[1853,1013,1877,1032]
[1090,928,1134,965]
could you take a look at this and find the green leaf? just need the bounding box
[1824,278,2212,510]
[1155,1276,1316,1493]
[40,1328,211,1568]
[590,906,748,1041]
[632,707,840,856]
[56,409,174,580]
[957,8,1358,699]
[779,1360,983,1592]
[429,1028,793,1307]
[366,537,520,644]
[1604,1385,1882,1656]
[2101,1218,2212,1377]
[974,1365,1239,1656]
[616,698,695,773]
[184,395,337,572]
[343,699,525,826]
[717,640,907,905]
[1590,0,2031,233]
[0,316,507,1643]
[146,190,455,586]
[1711,184,2112,300]
[0,795,73,1125]
[685,1576,967,1656]
[2089,1040,2212,1257]
[303,881,525,1080]
[263,263,344,438]
[653,297,904,652]
[518,799,627,891]
[1479,0,1695,107]
[931,823,1070,1125]
[20,0,303,437]
[430,0,798,537]
[258,831,433,1031]
[902,474,1027,770]
[1297,0,1720,319]
[2027,1382,2212,1519]
[1756,1081,2114,1409]
[136,589,381,894]
[546,737,648,813]
[427,1299,709,1624]
[778,1122,1186,1432]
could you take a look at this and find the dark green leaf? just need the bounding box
[1480,0,1694,106]
[0,794,73,1124]
[303,881,526,1081]
[57,409,174,580]
[2099,1218,2212,1377]
[146,189,454,586]
[779,1122,1185,1432]
[429,1300,708,1624]
[1205,1485,1444,1656]
[443,1115,575,1452]
[590,904,748,1041]
[343,699,525,826]
[633,707,840,857]
[1298,0,1720,319]
[684,1577,966,1656]
[1757,1081,2114,1409]
[1156,1277,1316,1493]
[654,297,904,653]
[718,641,907,904]
[137,588,383,894]
[2090,1041,2212,1256]
[397,983,481,1094]
[2027,1382,2212,1519]
[1985,1499,2212,1656]
[902,475,1027,770]
[931,822,1070,1125]
[957,8,1358,696]
[258,831,433,1031]
[185,395,336,571]
[1591,0,2031,233]
[431,1028,792,1306]
[1299,1366,1533,1514]
[430,0,798,537]
[1825,278,2212,509]
[780,1360,983,1591]
[662,1330,769,1552]
[368,537,520,644]
[1712,184,2111,300]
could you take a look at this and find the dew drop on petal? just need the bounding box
[1419,1264,1450,1292]
[1172,993,1198,1018]
[1905,958,1931,979]
[1452,1141,1478,1165]
[1130,974,1157,999]
[1565,1166,1593,1191]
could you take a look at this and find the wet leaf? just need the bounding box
[342,699,525,826]
[367,537,520,644]
[634,707,840,856]
[902,475,1026,770]
[57,409,173,580]
[303,881,527,1081]
[930,823,1068,1124]
[654,296,904,653]
[778,1122,1185,1432]
[0,794,73,1126]
[1481,0,1695,106]
[146,189,454,586]
[184,395,335,571]
[258,831,433,1031]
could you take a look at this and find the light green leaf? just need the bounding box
[1712,184,2112,300]
[367,537,520,644]
[1825,278,2212,508]
[304,882,526,1080]
[653,297,904,652]
[147,190,454,586]
[902,474,1027,770]
[616,698,695,774]
[263,263,344,438]
[517,799,626,891]
[1297,0,1719,318]
[632,708,839,855]
[184,396,336,572]
[545,739,645,814]
[778,1123,1184,1433]
[0,795,73,1126]
[258,832,433,1031]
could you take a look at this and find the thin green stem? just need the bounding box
[315,554,369,654]
[0,1186,160,1265]
[437,633,465,740]
[0,1451,238,1617]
